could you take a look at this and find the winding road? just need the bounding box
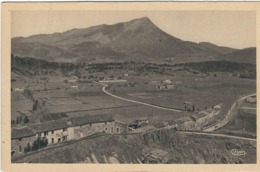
[95,81,256,135]
[180,131,256,142]
[203,93,256,132]
[94,81,182,113]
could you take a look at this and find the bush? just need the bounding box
[31,138,48,151]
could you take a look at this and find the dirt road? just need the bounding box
[97,82,182,113]
[203,93,256,132]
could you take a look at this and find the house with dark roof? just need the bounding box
[11,114,127,158]
[11,126,36,157]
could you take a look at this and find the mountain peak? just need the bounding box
[126,17,153,25]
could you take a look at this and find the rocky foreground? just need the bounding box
[13,130,256,164]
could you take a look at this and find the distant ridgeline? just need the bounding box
[11,54,256,79]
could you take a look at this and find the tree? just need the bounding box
[19,116,23,124]
[32,138,48,151]
[24,116,30,124]
[16,117,19,125]
[192,105,195,112]
[32,100,38,111]
[24,143,31,153]
[11,120,14,126]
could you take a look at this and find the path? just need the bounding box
[94,81,182,113]
[180,131,256,142]
[203,93,256,132]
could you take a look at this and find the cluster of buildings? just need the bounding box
[149,79,182,90]
[12,104,221,158]
[12,88,25,92]
[128,106,221,133]
[11,114,127,157]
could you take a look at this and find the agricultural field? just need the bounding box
[11,92,34,120]
[11,67,256,131]
[110,72,256,122]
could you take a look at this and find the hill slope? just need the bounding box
[13,130,256,163]
[218,47,256,65]
[12,17,242,63]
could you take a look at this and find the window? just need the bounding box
[44,131,48,136]
[116,127,120,133]
[62,136,67,141]
[90,123,92,127]
[51,130,54,134]
[111,127,114,133]
[52,138,54,144]
[19,146,22,153]
[105,127,108,130]
[58,138,61,143]
[63,128,67,132]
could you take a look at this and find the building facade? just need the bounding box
[11,114,127,158]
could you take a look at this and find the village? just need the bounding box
[11,62,256,163]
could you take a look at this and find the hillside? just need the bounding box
[12,17,243,63]
[218,47,256,65]
[13,130,256,163]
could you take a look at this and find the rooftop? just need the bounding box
[11,126,35,139]
[12,114,114,139]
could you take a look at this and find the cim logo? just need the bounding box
[231,149,247,156]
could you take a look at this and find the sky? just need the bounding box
[11,11,256,49]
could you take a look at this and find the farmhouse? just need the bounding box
[14,88,24,92]
[128,118,149,129]
[166,84,174,89]
[11,126,36,157]
[64,79,77,83]
[174,81,182,85]
[163,79,172,84]
[175,117,195,130]
[11,114,127,157]
[129,123,156,133]
[157,84,174,90]
[128,118,152,133]
[29,118,74,144]
[153,121,169,129]
[190,113,208,129]
[71,114,123,139]
[71,85,79,89]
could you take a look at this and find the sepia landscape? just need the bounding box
[11,12,256,164]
